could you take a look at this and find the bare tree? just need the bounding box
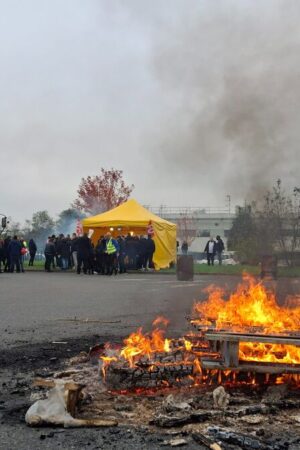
[176,211,198,246]
[262,180,300,266]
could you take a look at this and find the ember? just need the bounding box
[101,275,300,392]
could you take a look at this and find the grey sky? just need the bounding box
[1,1,299,223]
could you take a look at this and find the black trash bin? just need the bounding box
[261,255,277,279]
[176,255,194,281]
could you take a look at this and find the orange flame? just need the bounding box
[152,316,169,327]
[119,319,171,367]
[193,274,300,364]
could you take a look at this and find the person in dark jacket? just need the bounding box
[125,234,136,269]
[95,236,106,274]
[145,235,156,270]
[181,241,188,255]
[77,233,92,274]
[204,237,217,266]
[57,237,70,270]
[0,239,5,273]
[133,236,142,270]
[55,234,65,269]
[215,235,225,265]
[3,236,11,272]
[28,238,37,266]
[71,233,78,270]
[117,236,127,274]
[44,238,56,272]
[138,236,148,270]
[88,244,95,275]
[8,235,22,273]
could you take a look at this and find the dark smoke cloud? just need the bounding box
[148,0,300,201]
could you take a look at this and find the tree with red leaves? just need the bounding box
[73,168,134,214]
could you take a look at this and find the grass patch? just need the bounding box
[24,260,300,277]
[164,263,300,277]
[193,264,260,275]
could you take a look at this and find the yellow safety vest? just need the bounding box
[106,239,116,254]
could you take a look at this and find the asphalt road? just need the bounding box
[0,272,244,349]
[1,271,300,349]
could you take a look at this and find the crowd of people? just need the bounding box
[0,236,37,273]
[0,232,156,275]
[1,231,226,273]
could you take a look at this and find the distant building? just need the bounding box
[146,206,236,253]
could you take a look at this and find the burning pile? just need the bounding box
[101,317,201,391]
[101,275,300,391]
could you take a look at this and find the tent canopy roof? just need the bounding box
[82,199,176,229]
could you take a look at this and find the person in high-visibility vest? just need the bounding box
[105,232,120,275]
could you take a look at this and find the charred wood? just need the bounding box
[234,404,269,417]
[191,433,222,450]
[207,426,287,450]
[104,361,195,390]
[151,410,222,428]
[150,414,191,428]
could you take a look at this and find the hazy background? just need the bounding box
[1,0,299,222]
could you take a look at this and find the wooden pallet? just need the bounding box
[200,331,300,374]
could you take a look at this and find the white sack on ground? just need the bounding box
[25,380,75,426]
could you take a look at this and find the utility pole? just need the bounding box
[226,195,231,214]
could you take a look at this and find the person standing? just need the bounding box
[181,241,188,255]
[8,235,22,273]
[0,239,5,273]
[125,234,135,269]
[3,236,11,272]
[19,237,27,273]
[117,235,127,274]
[215,235,225,265]
[55,234,65,269]
[145,235,156,270]
[58,237,70,270]
[44,238,56,272]
[77,233,92,274]
[71,233,78,270]
[95,236,106,274]
[138,235,148,270]
[105,232,119,275]
[28,238,37,266]
[88,244,95,275]
[204,237,216,266]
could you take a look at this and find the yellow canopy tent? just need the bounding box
[82,199,177,269]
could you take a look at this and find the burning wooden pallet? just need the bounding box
[200,331,300,374]
[101,333,300,391]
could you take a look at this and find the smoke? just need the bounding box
[1,0,300,220]
[147,0,300,202]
